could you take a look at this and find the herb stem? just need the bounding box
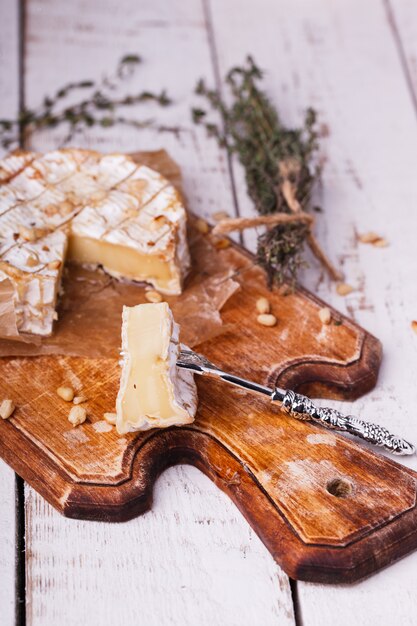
[192,55,339,286]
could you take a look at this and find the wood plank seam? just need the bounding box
[17,0,27,623]
[383,0,417,117]
[15,475,26,626]
[202,0,242,224]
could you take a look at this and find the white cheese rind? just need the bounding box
[116,303,198,433]
[0,229,67,335]
[0,150,191,336]
[0,151,37,183]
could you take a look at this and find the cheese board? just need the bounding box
[1,152,417,585]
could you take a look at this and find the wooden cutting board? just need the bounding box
[1,233,417,585]
[1,144,416,584]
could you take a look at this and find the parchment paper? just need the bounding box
[0,151,240,358]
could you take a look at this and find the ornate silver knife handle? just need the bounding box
[277,389,415,455]
[177,349,415,456]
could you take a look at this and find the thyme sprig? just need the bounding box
[192,55,340,286]
[0,54,172,150]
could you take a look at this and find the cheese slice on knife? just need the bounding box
[116,302,198,433]
[0,149,191,337]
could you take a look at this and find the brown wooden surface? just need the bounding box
[1,230,417,584]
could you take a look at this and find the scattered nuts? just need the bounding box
[47,260,62,270]
[145,290,163,303]
[26,254,39,267]
[68,405,87,427]
[0,399,15,420]
[195,218,210,234]
[412,321,417,335]
[214,237,231,250]
[73,395,87,405]
[318,307,332,325]
[256,297,271,314]
[103,412,117,425]
[336,283,354,296]
[212,211,230,221]
[257,313,277,327]
[57,386,75,402]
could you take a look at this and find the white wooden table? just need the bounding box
[1,1,417,624]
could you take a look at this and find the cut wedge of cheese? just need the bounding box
[116,302,198,433]
[0,149,191,337]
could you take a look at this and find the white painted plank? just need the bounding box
[23,0,295,624]
[209,0,417,624]
[0,461,17,626]
[24,0,234,222]
[0,0,20,624]
[26,466,294,626]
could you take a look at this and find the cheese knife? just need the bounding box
[177,349,415,456]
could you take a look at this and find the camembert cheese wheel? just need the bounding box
[0,149,191,336]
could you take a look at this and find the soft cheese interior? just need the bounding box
[0,149,191,336]
[116,302,198,433]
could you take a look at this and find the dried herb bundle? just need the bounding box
[192,55,340,286]
[0,55,172,150]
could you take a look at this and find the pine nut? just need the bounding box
[68,405,87,427]
[145,290,163,303]
[103,412,117,425]
[318,307,332,325]
[256,297,271,314]
[73,395,87,405]
[257,314,277,327]
[336,283,354,296]
[195,218,210,234]
[0,399,15,420]
[57,386,75,402]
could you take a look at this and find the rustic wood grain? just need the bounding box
[2,225,417,583]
